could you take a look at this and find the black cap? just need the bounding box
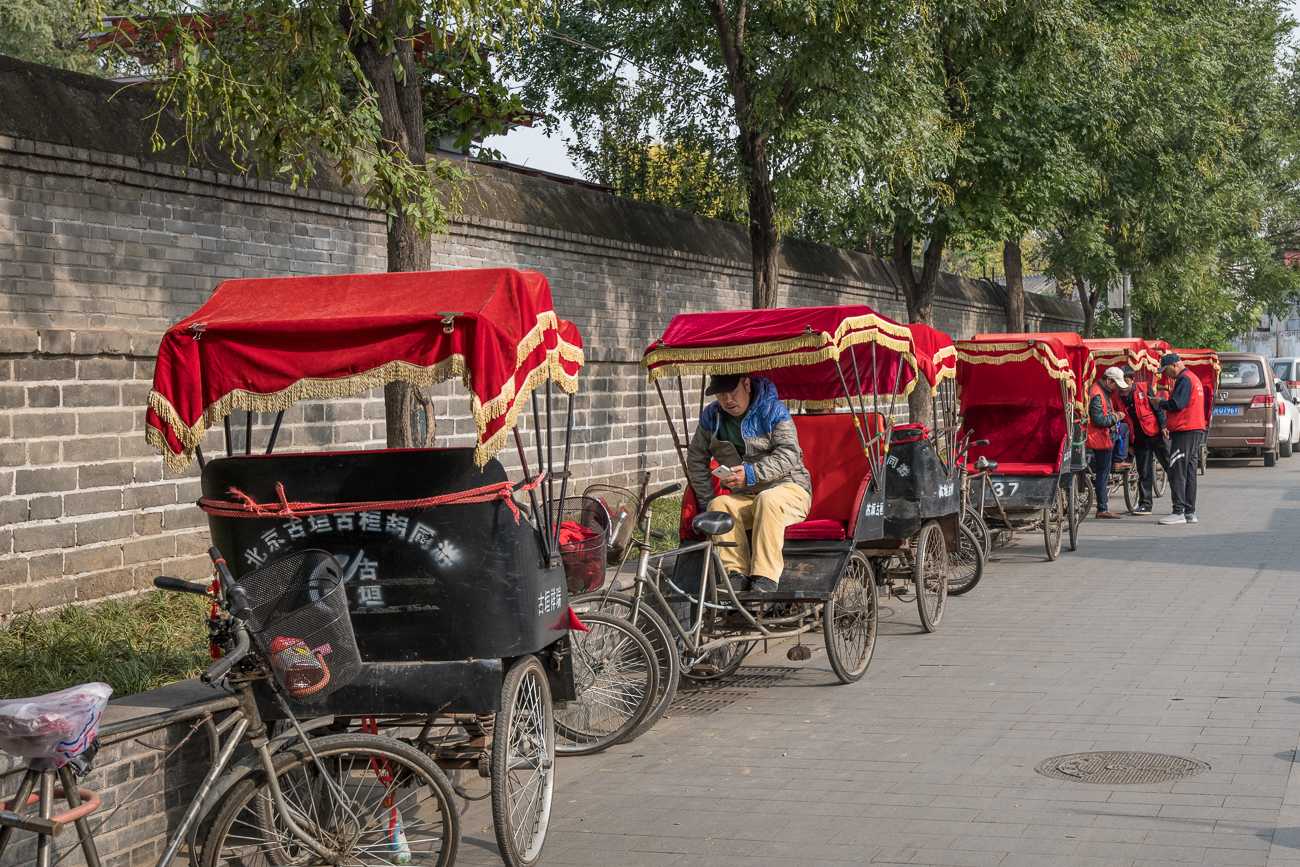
[705,374,744,396]
[1159,352,1181,370]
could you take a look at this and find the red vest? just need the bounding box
[1130,389,1159,437]
[1166,371,1207,431]
[1086,382,1117,449]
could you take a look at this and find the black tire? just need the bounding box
[1199,444,1207,474]
[1122,468,1137,513]
[569,592,680,741]
[679,636,755,682]
[493,655,555,867]
[961,505,991,562]
[1043,490,1064,561]
[946,522,984,596]
[1066,476,1079,552]
[201,733,458,867]
[1075,471,1094,522]
[1154,462,1167,497]
[1283,438,1294,458]
[913,520,947,633]
[1265,446,1277,467]
[823,552,877,682]
[554,612,658,755]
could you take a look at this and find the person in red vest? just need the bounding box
[1156,353,1207,524]
[1087,366,1129,519]
[1116,364,1170,515]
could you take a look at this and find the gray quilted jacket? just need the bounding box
[685,376,812,507]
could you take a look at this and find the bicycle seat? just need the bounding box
[692,511,735,536]
[975,457,997,471]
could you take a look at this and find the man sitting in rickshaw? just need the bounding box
[687,374,812,594]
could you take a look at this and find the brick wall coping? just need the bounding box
[0,328,161,357]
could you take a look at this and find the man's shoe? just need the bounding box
[1113,460,1134,470]
[1159,513,1187,525]
[1132,507,1152,515]
[749,576,779,594]
[726,572,751,592]
[1185,513,1197,523]
[1096,510,1122,519]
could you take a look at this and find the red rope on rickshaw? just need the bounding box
[196,475,546,523]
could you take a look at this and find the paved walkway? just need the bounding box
[460,457,1300,866]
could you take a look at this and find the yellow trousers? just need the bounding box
[707,483,812,584]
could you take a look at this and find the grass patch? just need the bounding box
[0,592,211,701]
[649,497,683,554]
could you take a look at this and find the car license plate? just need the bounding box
[1213,405,1240,415]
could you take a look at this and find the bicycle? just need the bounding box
[1,548,461,867]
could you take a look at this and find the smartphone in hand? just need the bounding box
[712,464,738,479]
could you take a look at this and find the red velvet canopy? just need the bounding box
[972,331,1092,410]
[642,306,918,404]
[906,323,956,392]
[1162,348,1219,423]
[1082,337,1158,381]
[146,268,583,472]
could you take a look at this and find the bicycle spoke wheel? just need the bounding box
[492,655,555,867]
[1066,474,1079,552]
[569,591,680,741]
[913,520,947,632]
[680,635,755,682]
[946,522,984,596]
[1043,490,1064,561]
[1122,468,1137,513]
[201,733,458,867]
[1154,462,1167,497]
[960,505,991,562]
[555,612,659,755]
[823,552,877,682]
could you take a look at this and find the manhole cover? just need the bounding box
[668,666,798,718]
[1035,752,1209,785]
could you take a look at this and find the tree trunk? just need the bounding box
[892,226,949,427]
[747,152,781,308]
[1078,271,1098,338]
[351,8,433,448]
[1003,238,1025,332]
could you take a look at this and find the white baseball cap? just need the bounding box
[1103,366,1129,388]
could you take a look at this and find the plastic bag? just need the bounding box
[0,683,113,770]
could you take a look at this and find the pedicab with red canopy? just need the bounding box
[145,267,593,867]
[957,336,1083,560]
[625,304,957,688]
[1161,348,1220,473]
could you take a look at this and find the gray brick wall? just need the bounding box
[0,95,1080,612]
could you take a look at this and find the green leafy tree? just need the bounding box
[505,0,957,308]
[1,0,107,72]
[94,0,538,445]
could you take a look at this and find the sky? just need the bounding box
[487,3,1300,181]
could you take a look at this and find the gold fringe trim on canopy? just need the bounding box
[149,344,581,474]
[516,312,560,368]
[955,343,1081,411]
[642,331,832,378]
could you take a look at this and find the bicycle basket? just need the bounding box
[552,496,610,592]
[237,550,362,703]
[582,484,638,565]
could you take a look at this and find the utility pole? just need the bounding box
[1121,274,1133,338]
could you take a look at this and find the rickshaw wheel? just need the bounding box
[1066,476,1079,552]
[492,655,555,867]
[946,522,984,597]
[1154,462,1168,497]
[1043,490,1065,561]
[913,520,947,633]
[554,612,659,755]
[680,638,755,682]
[569,591,680,741]
[1073,471,1092,526]
[960,505,991,563]
[823,552,877,683]
[201,733,459,867]
[1122,468,1138,513]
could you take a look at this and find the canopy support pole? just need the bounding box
[546,381,555,527]
[554,393,576,551]
[223,416,233,457]
[195,444,206,471]
[699,375,706,416]
[265,411,285,455]
[655,380,691,477]
[244,411,252,456]
[676,377,692,455]
[515,425,555,565]
[531,392,553,543]
[845,344,879,481]
[834,359,872,463]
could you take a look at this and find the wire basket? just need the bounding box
[552,496,610,592]
[237,549,362,703]
[583,484,639,566]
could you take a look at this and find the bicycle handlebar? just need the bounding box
[154,576,211,596]
[646,483,681,503]
[201,628,250,684]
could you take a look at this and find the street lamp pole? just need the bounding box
[1122,274,1132,338]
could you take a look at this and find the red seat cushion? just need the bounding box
[966,461,1058,476]
[784,519,847,540]
[962,405,1067,473]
